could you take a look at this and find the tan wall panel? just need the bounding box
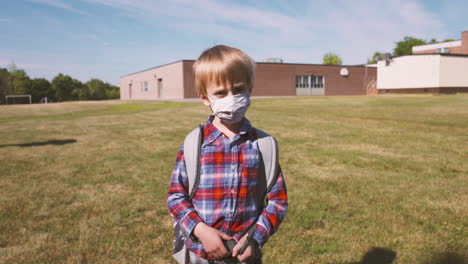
[439,56,468,87]
[120,62,184,100]
[377,55,440,89]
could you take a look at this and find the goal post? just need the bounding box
[5,95,32,104]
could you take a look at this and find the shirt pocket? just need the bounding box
[241,148,260,169]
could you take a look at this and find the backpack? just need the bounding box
[172,124,279,264]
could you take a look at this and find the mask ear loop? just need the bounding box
[208,96,215,114]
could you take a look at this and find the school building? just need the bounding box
[119,30,468,99]
[119,61,377,100]
[377,30,468,94]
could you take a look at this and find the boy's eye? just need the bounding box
[234,86,245,93]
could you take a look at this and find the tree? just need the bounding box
[31,78,51,103]
[0,68,10,104]
[0,66,118,103]
[8,61,18,73]
[78,84,90,100]
[323,53,342,65]
[8,69,32,95]
[52,74,83,102]
[52,74,73,101]
[393,36,426,56]
[86,79,107,100]
[71,79,84,101]
[105,85,120,99]
[428,38,454,44]
[367,52,384,64]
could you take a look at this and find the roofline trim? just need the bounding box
[388,53,468,60]
[120,60,195,78]
[412,40,462,52]
[120,60,374,79]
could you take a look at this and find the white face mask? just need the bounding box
[209,93,250,124]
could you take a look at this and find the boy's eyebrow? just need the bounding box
[211,85,227,93]
[232,82,245,87]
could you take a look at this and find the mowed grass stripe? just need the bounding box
[0,95,467,263]
[0,101,194,123]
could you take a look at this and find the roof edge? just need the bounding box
[255,62,369,67]
[390,53,468,60]
[120,60,195,78]
[122,60,371,78]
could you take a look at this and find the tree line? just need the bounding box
[0,64,119,104]
[321,36,456,65]
[367,36,455,64]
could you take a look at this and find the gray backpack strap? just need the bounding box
[234,129,278,255]
[183,124,204,200]
[255,128,279,193]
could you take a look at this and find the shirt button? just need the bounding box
[228,213,233,218]
[231,165,235,169]
[231,189,235,194]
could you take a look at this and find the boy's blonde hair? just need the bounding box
[194,45,255,97]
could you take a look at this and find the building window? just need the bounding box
[296,75,324,88]
[314,76,324,88]
[437,47,449,54]
[303,76,309,88]
[141,81,148,92]
[296,75,325,96]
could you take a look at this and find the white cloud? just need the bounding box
[9,0,451,84]
[0,18,12,23]
[307,0,446,63]
[27,0,88,15]
[79,0,448,64]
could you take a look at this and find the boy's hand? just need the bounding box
[232,233,255,262]
[194,222,233,259]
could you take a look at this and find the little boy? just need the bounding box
[167,45,288,264]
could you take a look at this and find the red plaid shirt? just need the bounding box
[167,116,288,259]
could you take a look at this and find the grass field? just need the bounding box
[0,95,467,264]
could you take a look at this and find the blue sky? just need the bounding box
[1,0,467,85]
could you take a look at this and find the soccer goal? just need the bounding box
[5,95,32,104]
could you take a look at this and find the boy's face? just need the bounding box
[200,79,250,106]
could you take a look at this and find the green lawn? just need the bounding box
[0,95,467,263]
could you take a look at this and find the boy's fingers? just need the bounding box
[232,244,239,257]
[211,247,224,259]
[218,243,228,255]
[217,231,232,241]
[237,246,252,262]
[231,238,243,256]
[231,235,246,257]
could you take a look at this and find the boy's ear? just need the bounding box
[199,93,211,106]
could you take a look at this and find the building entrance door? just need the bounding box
[296,75,325,96]
[129,83,132,99]
[158,78,163,98]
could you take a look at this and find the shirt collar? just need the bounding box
[204,115,255,143]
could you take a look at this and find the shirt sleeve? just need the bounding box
[166,144,204,238]
[252,165,288,247]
